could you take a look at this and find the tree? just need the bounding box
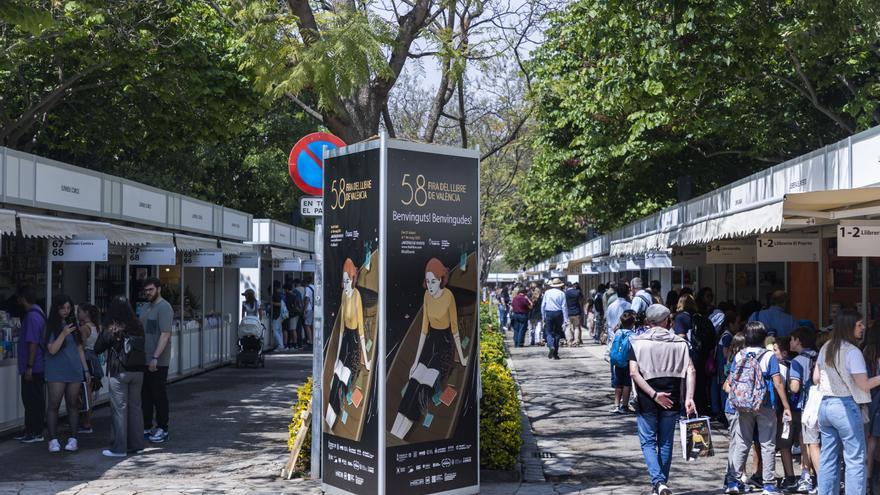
[227,0,545,145]
[507,0,880,264]
[1,1,319,223]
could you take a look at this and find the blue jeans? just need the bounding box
[544,311,563,352]
[710,377,723,415]
[510,313,528,347]
[637,410,678,486]
[497,307,509,331]
[818,396,866,495]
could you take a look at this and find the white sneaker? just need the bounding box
[102,449,126,458]
[48,439,61,453]
[656,483,672,495]
[64,437,78,452]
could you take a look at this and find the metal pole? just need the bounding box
[311,217,323,480]
[863,256,868,321]
[90,261,96,305]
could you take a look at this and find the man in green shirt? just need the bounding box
[140,277,173,443]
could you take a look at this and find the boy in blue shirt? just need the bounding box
[725,322,792,495]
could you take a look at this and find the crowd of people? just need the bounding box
[493,277,880,495]
[264,277,315,352]
[15,278,174,457]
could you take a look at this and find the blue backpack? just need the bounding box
[609,329,633,368]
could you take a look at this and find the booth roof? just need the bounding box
[19,213,174,245]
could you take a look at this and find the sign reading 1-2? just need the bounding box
[837,221,880,257]
[756,236,818,262]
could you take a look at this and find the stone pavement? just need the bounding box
[0,350,314,494]
[0,332,774,495]
[506,333,732,495]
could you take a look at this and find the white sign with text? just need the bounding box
[128,245,176,265]
[838,220,880,257]
[273,258,303,272]
[225,252,260,269]
[182,249,224,267]
[706,241,756,264]
[670,248,705,267]
[300,197,323,217]
[756,236,819,262]
[49,238,108,262]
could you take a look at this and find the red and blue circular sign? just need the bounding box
[288,132,346,196]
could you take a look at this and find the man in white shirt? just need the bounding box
[605,282,632,343]
[541,278,569,360]
[630,277,652,317]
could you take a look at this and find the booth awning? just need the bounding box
[220,240,253,255]
[271,247,296,260]
[611,201,785,255]
[105,225,174,246]
[0,209,16,235]
[18,213,175,245]
[783,188,880,220]
[174,234,218,252]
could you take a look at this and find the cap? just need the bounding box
[241,288,255,297]
[645,304,671,325]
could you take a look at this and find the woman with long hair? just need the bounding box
[44,295,89,453]
[391,257,468,440]
[325,258,371,430]
[94,296,146,457]
[815,309,880,495]
[77,303,102,434]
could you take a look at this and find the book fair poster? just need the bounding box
[384,145,480,494]
[322,147,381,495]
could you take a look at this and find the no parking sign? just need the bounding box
[288,132,346,196]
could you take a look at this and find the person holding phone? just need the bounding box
[95,296,146,457]
[44,295,89,453]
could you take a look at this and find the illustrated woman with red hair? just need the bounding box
[390,257,468,439]
[325,257,371,429]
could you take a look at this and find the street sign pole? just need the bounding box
[310,215,323,481]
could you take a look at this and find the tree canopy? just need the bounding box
[0,0,318,222]
[504,0,880,267]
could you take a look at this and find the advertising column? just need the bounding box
[385,142,480,495]
[322,145,382,495]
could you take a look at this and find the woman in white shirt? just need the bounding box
[814,310,880,495]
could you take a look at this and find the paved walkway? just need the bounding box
[506,333,732,495]
[0,332,776,495]
[0,350,314,494]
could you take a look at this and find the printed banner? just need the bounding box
[384,146,480,494]
[322,147,381,494]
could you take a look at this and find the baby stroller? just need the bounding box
[236,315,265,368]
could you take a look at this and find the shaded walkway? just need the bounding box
[0,351,316,494]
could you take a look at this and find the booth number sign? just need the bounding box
[837,222,880,257]
[49,239,109,262]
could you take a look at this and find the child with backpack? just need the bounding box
[609,310,636,414]
[788,326,819,494]
[724,322,792,495]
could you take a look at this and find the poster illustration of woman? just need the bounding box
[325,258,373,431]
[390,257,469,440]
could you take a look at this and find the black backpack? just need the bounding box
[287,290,304,317]
[689,312,716,358]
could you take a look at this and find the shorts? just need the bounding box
[304,311,314,326]
[802,420,820,444]
[777,409,801,448]
[611,364,631,388]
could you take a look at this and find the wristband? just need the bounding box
[151,356,159,361]
[651,391,658,400]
